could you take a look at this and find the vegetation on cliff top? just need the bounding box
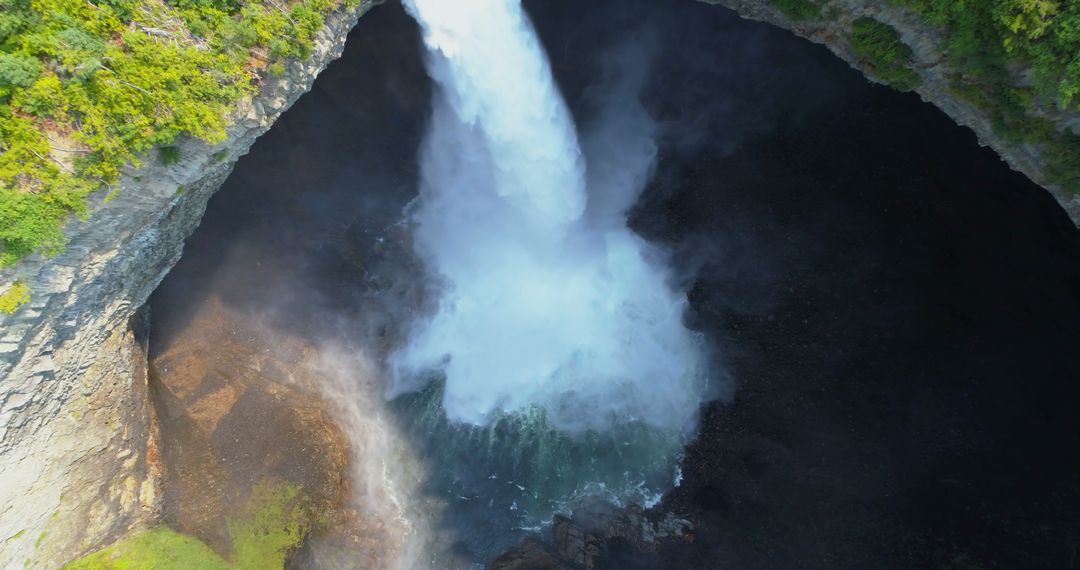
[61,480,322,570]
[0,0,353,267]
[769,0,1080,193]
[883,0,1080,192]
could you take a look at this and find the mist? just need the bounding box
[390,0,708,435]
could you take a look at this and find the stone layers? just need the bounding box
[0,2,377,567]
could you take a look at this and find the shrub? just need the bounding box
[0,281,29,314]
[849,17,921,92]
[158,146,182,166]
[14,74,65,116]
[769,0,821,22]
[0,53,42,97]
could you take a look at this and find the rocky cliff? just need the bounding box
[0,2,377,567]
[702,0,1080,224]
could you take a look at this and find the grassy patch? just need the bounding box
[60,528,229,570]
[60,480,321,570]
[769,0,821,21]
[849,17,921,92]
[0,281,28,313]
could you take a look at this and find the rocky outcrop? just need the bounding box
[491,501,695,570]
[700,0,1080,225]
[0,2,377,567]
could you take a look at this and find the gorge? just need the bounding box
[1,0,1079,568]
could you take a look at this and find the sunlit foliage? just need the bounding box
[0,0,346,264]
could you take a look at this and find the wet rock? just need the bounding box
[493,502,695,570]
[490,538,576,570]
[150,298,349,559]
[698,0,1080,223]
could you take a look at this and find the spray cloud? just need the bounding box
[392,0,706,434]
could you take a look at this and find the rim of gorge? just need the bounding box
[1,0,1079,568]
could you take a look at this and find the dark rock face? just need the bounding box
[491,539,576,570]
[492,503,694,570]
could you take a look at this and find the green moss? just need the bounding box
[849,17,921,92]
[60,480,321,570]
[226,480,316,569]
[0,281,29,314]
[60,528,229,570]
[768,0,821,21]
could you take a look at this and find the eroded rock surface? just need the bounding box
[150,297,349,559]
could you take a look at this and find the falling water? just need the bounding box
[394,0,705,433]
[386,0,709,556]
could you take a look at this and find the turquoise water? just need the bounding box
[389,378,689,558]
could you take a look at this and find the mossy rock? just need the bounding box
[62,480,321,570]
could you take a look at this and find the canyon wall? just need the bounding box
[0,2,377,567]
[0,0,1076,568]
[702,0,1080,224]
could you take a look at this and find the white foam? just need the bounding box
[393,0,706,435]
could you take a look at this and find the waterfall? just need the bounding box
[392,0,706,435]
